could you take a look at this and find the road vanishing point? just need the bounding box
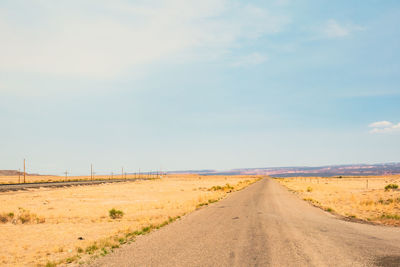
[91,178,400,267]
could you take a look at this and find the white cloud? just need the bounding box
[369,121,400,134]
[231,52,268,67]
[369,121,393,128]
[322,19,364,38]
[0,1,289,81]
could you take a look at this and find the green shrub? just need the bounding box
[85,244,98,254]
[306,186,313,192]
[303,198,320,205]
[45,261,57,267]
[325,207,334,212]
[385,184,399,191]
[109,208,124,219]
[381,214,400,220]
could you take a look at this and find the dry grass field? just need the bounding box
[0,175,261,266]
[277,175,400,226]
[0,174,155,184]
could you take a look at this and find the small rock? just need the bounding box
[78,237,84,240]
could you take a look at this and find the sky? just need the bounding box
[1,0,399,175]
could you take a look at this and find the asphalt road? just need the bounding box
[91,178,400,267]
[0,178,149,192]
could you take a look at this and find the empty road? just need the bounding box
[91,178,400,267]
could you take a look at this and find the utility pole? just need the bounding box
[64,170,68,180]
[111,172,113,180]
[23,158,26,183]
[91,164,93,180]
[122,167,124,179]
[18,168,21,184]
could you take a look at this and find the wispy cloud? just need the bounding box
[0,1,289,81]
[322,19,364,38]
[369,121,400,134]
[231,52,268,67]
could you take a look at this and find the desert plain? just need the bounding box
[277,175,400,226]
[0,175,260,266]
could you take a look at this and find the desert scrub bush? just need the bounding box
[360,200,374,206]
[196,202,208,208]
[306,186,313,192]
[377,198,395,205]
[208,183,234,192]
[18,209,45,224]
[109,208,124,219]
[65,255,79,264]
[45,261,57,267]
[381,213,400,220]
[385,184,399,191]
[0,212,14,223]
[324,207,334,213]
[208,185,222,191]
[2,208,46,224]
[85,244,99,254]
[100,247,109,256]
[303,198,320,205]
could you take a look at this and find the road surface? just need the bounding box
[91,178,400,267]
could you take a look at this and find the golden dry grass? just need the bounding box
[0,174,156,184]
[0,175,261,266]
[277,175,400,226]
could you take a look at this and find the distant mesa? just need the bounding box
[168,163,400,177]
[2,162,400,177]
[0,170,41,176]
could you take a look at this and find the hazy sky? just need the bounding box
[1,0,399,175]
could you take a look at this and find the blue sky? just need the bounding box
[1,0,399,175]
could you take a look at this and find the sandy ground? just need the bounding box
[0,175,259,266]
[277,175,400,226]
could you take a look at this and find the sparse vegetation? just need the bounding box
[109,208,124,219]
[0,175,261,266]
[45,261,57,267]
[325,207,334,212]
[0,209,44,224]
[278,175,400,226]
[303,198,320,205]
[208,183,234,192]
[85,244,99,254]
[381,214,400,220]
[384,184,398,191]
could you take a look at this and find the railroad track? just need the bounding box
[0,178,151,192]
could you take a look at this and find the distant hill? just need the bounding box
[168,162,400,177]
[0,170,40,176]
